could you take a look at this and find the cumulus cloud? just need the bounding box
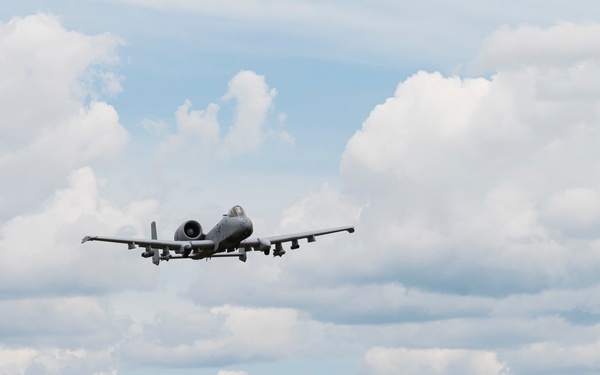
[103,18,600,374]
[0,296,130,348]
[7,9,600,375]
[121,305,310,367]
[476,22,600,70]
[186,277,494,325]
[279,183,362,232]
[0,14,159,375]
[362,347,510,375]
[0,13,122,147]
[542,187,600,237]
[0,13,127,218]
[0,347,36,375]
[0,14,147,295]
[0,167,158,295]
[175,100,220,145]
[10,347,117,375]
[183,20,600,333]
[507,339,600,373]
[221,70,277,156]
[1,101,127,167]
[154,70,291,165]
[264,20,600,374]
[323,21,600,295]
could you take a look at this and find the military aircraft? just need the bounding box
[82,205,355,265]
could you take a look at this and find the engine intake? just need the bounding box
[174,220,204,241]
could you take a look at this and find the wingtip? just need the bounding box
[81,236,93,244]
[347,227,355,233]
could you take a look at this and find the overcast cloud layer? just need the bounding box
[3,4,600,375]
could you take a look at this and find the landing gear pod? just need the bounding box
[239,248,247,262]
[273,243,286,257]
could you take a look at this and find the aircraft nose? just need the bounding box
[242,219,253,237]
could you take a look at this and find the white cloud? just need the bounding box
[141,117,169,135]
[477,22,600,71]
[362,347,510,375]
[508,340,600,373]
[0,14,127,219]
[0,13,147,375]
[144,20,600,374]
[0,13,122,148]
[0,296,130,348]
[542,187,600,237]
[121,305,310,367]
[0,101,129,219]
[176,99,220,145]
[18,101,128,166]
[279,183,362,232]
[0,13,149,295]
[152,69,292,168]
[261,20,600,373]
[0,347,36,375]
[0,345,118,375]
[323,22,600,294]
[153,99,221,167]
[0,167,158,295]
[7,8,600,375]
[220,70,277,156]
[95,71,123,97]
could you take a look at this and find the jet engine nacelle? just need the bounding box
[174,220,204,241]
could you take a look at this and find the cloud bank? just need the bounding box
[4,10,600,375]
[362,347,510,375]
[0,14,151,374]
[0,13,126,218]
[285,21,600,374]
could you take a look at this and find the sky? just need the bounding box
[3,1,600,374]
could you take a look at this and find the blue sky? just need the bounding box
[4,1,600,374]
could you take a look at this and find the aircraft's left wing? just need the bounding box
[239,225,355,255]
[81,235,215,253]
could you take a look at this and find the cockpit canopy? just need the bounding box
[228,205,247,217]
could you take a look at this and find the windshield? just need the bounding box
[228,205,247,217]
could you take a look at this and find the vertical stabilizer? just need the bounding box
[151,221,158,240]
[151,221,160,266]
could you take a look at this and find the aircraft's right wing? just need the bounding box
[239,225,355,254]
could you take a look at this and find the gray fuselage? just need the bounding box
[200,205,253,255]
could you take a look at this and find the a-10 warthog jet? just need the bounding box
[82,205,355,265]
